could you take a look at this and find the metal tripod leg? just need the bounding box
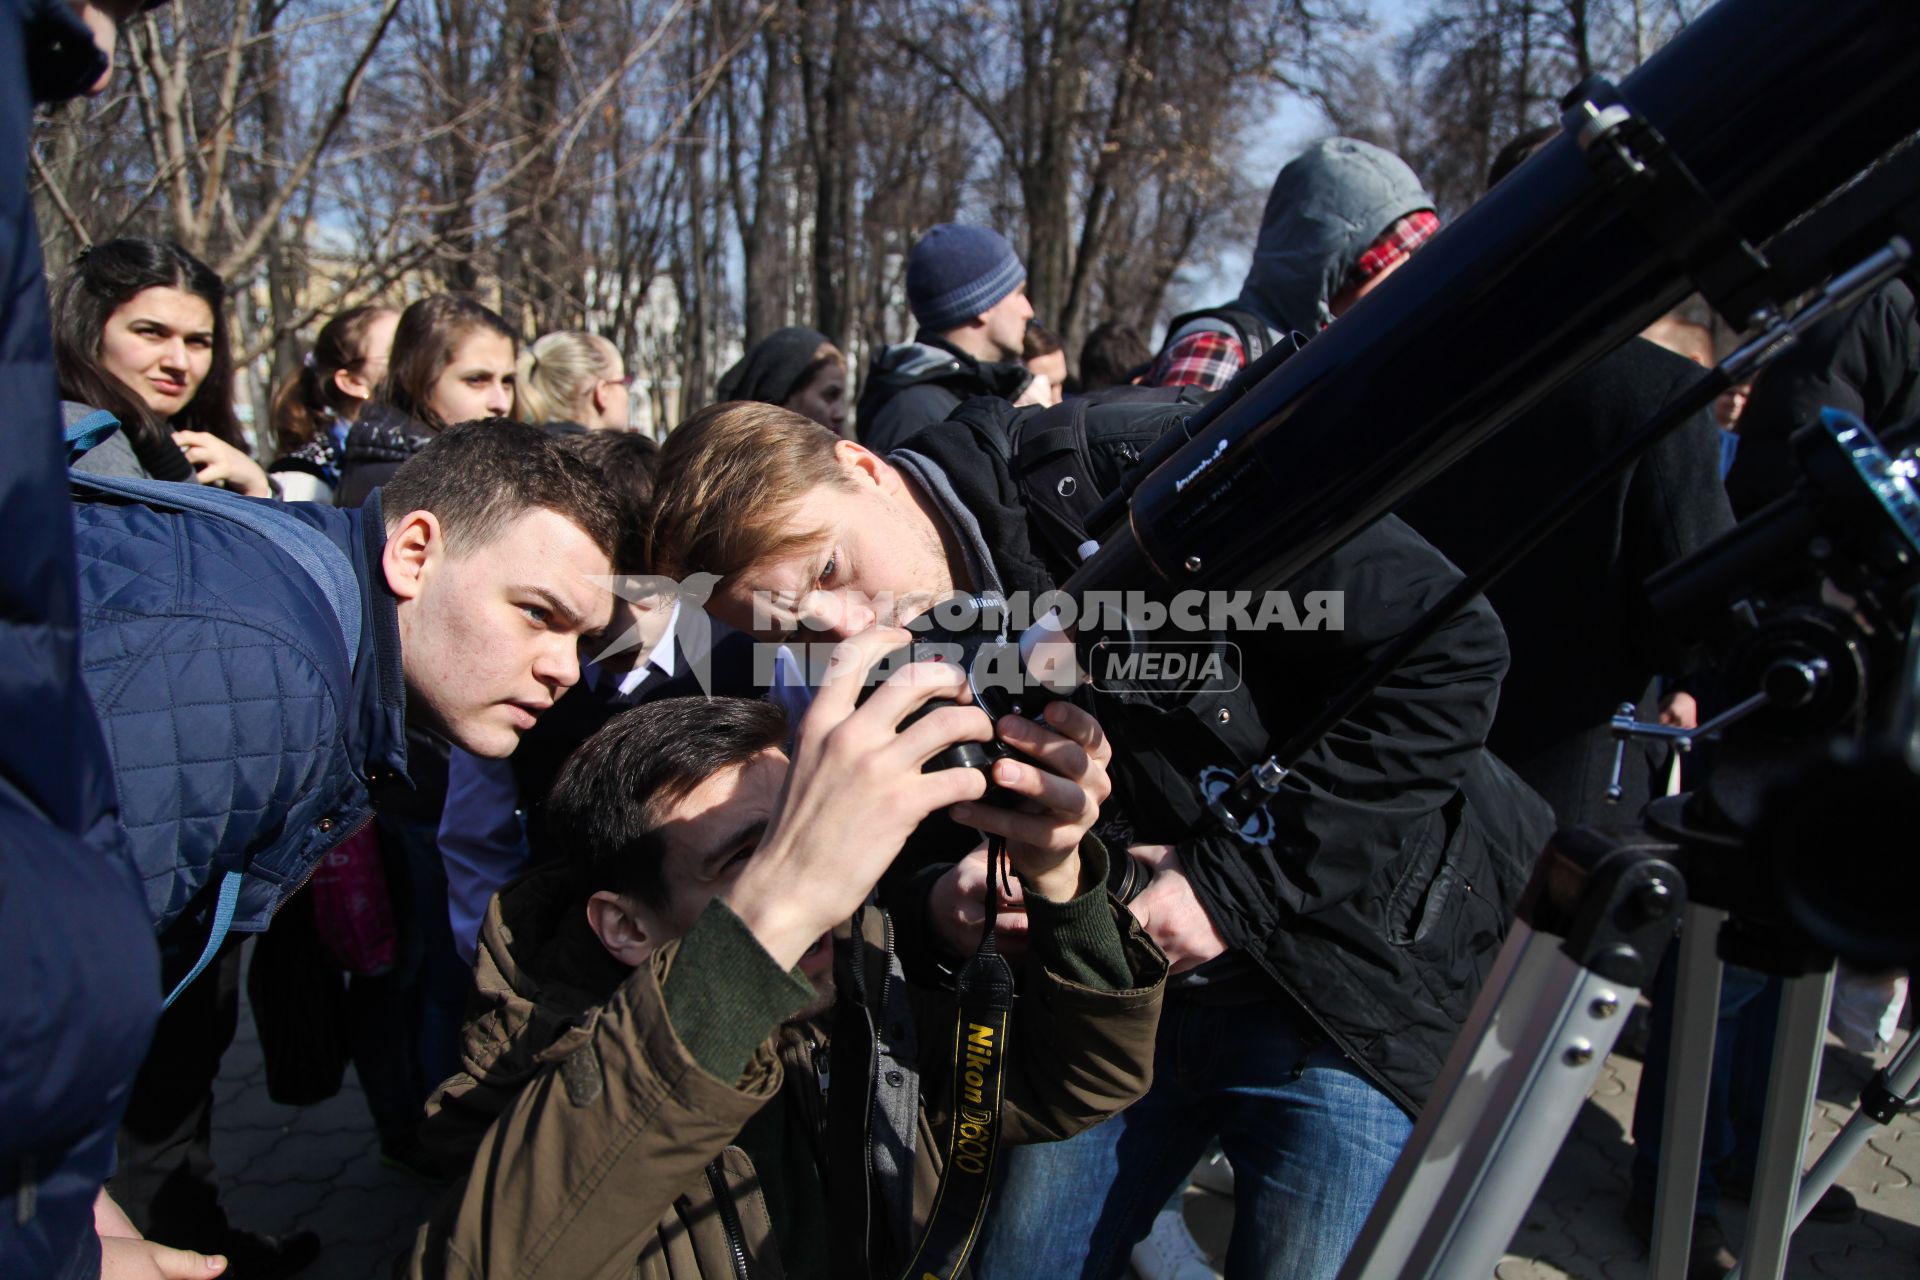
[1338,827,1682,1280]
[1651,904,1727,1277]
[1736,967,1836,1280]
[1727,1025,1920,1280]
[1338,920,1640,1279]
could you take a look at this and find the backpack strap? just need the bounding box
[70,472,362,669]
[1009,399,1106,565]
[163,870,243,1009]
[63,409,122,461]
[1007,388,1202,568]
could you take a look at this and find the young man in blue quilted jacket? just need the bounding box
[70,422,624,1274]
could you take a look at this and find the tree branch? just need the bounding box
[29,148,92,247]
[215,0,404,278]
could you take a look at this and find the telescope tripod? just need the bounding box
[1337,803,1918,1280]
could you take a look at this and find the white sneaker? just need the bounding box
[1190,1151,1235,1197]
[1129,1208,1221,1280]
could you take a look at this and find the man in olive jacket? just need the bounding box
[408,634,1166,1279]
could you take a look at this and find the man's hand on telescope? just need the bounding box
[1126,844,1228,974]
[726,628,993,971]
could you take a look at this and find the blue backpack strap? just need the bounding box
[163,870,244,1009]
[63,409,122,460]
[70,472,361,668]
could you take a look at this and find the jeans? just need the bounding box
[973,994,1413,1280]
[1630,954,1779,1215]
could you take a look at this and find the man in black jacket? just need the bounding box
[1398,335,1734,827]
[1726,271,1920,518]
[647,401,1552,1280]
[855,224,1039,452]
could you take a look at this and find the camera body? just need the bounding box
[883,592,1064,804]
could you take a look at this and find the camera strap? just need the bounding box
[894,835,1017,1280]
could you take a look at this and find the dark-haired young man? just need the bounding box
[408,634,1166,1279]
[71,421,622,1272]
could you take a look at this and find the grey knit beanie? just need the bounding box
[907,224,1027,333]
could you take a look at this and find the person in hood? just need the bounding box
[408,648,1166,1280]
[855,224,1042,452]
[717,324,852,434]
[1143,137,1439,390]
[334,294,518,508]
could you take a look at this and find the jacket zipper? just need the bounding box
[269,810,373,918]
[1247,949,1417,1114]
[705,1158,753,1280]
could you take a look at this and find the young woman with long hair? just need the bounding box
[333,294,516,508]
[54,237,270,495]
[266,304,399,502]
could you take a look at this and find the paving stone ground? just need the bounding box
[211,954,1916,1279]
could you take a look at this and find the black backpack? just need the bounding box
[1004,385,1211,570]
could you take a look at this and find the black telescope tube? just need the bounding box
[1062,0,1920,606]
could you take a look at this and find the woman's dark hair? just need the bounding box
[270,304,397,458]
[52,238,246,473]
[547,697,789,909]
[380,294,517,431]
[1077,321,1151,392]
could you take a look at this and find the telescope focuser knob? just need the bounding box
[1762,656,1828,708]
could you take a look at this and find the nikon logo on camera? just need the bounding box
[1090,640,1242,694]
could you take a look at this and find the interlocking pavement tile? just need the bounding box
[1596,1251,1651,1280]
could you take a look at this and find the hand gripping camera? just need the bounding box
[866,592,1064,806]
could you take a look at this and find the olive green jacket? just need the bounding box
[407,859,1165,1280]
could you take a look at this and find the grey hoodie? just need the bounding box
[1233,137,1434,337]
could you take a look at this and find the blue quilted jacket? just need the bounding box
[70,489,411,936]
[4,4,161,1276]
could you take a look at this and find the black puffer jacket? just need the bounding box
[904,402,1554,1114]
[334,401,434,509]
[856,333,1030,455]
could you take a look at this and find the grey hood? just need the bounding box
[1234,137,1435,335]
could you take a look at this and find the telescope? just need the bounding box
[1061,0,1920,606]
[997,0,1920,1276]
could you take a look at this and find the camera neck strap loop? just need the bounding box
[894,836,1018,1280]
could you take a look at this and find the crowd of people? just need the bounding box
[7,3,1914,1280]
